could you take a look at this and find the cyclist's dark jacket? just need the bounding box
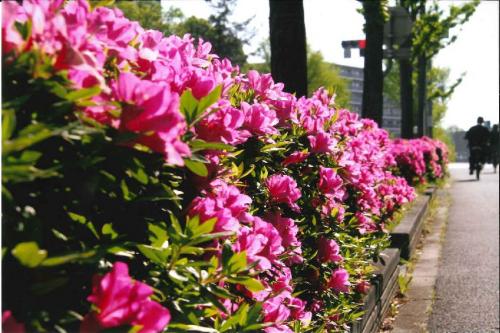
[465,124,490,148]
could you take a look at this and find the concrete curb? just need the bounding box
[390,192,433,260]
[352,249,401,333]
[349,186,439,333]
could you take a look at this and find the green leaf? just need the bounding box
[3,123,54,156]
[227,277,265,292]
[11,242,47,267]
[137,244,169,265]
[148,223,168,247]
[226,251,247,274]
[192,217,217,237]
[197,85,222,114]
[167,324,219,332]
[31,276,69,295]
[66,85,101,102]
[185,159,208,177]
[179,89,199,124]
[2,109,16,142]
[40,250,96,267]
[190,139,234,152]
[102,223,118,240]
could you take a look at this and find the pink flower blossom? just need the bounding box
[262,295,291,324]
[81,262,170,333]
[317,237,343,263]
[318,166,345,200]
[355,280,371,294]
[112,72,190,166]
[2,311,25,333]
[188,180,251,233]
[266,174,301,211]
[234,216,284,270]
[327,268,350,293]
[266,212,303,264]
[283,151,309,167]
[2,1,26,54]
[241,102,279,136]
[308,131,337,154]
[196,100,250,145]
[289,297,312,326]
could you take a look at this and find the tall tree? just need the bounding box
[203,0,253,66]
[269,0,308,97]
[360,0,388,127]
[399,0,478,137]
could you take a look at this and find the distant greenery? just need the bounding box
[115,0,250,66]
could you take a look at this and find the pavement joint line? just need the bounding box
[388,187,450,333]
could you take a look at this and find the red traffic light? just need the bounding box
[358,39,366,49]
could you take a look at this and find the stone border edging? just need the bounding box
[390,188,434,260]
[350,249,400,333]
[350,186,437,333]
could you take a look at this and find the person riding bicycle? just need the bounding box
[489,124,500,173]
[465,117,490,175]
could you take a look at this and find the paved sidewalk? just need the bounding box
[428,163,499,332]
[391,189,449,333]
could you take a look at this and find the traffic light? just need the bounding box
[341,40,366,57]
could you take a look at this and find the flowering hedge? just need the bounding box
[2,1,446,333]
[390,137,449,186]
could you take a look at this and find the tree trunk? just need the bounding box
[399,58,414,138]
[361,0,384,126]
[417,54,427,137]
[269,0,307,97]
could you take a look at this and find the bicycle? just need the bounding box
[470,146,484,180]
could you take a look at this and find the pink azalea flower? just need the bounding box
[355,280,371,294]
[112,72,190,166]
[317,237,343,263]
[2,311,25,333]
[234,216,284,270]
[81,262,170,333]
[328,268,350,293]
[262,295,291,324]
[282,151,309,167]
[241,102,279,136]
[308,131,337,154]
[289,297,312,326]
[188,179,251,233]
[196,100,250,145]
[318,166,345,200]
[266,174,301,211]
[356,212,377,234]
[265,212,303,264]
[2,1,26,54]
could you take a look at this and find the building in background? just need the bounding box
[450,130,468,162]
[337,64,401,137]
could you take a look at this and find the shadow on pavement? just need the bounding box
[455,179,479,183]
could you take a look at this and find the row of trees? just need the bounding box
[360,0,478,138]
[116,0,351,108]
[115,0,477,144]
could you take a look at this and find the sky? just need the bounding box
[162,0,499,130]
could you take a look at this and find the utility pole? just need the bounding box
[269,0,307,97]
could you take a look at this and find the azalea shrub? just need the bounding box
[390,137,449,186]
[2,1,446,333]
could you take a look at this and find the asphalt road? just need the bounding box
[428,163,500,332]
